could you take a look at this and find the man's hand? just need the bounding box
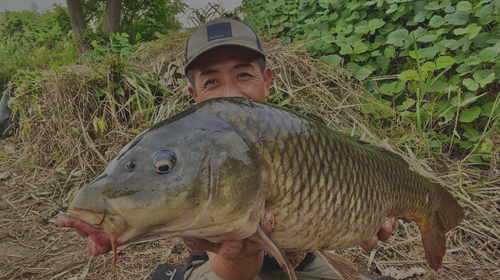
[360,217,397,251]
[183,212,275,280]
[182,211,275,259]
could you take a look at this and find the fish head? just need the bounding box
[58,108,264,254]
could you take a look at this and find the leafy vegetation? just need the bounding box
[243,0,500,165]
[79,0,187,44]
[0,5,77,91]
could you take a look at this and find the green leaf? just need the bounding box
[460,141,474,149]
[110,81,120,89]
[477,138,493,157]
[364,81,377,92]
[355,21,369,34]
[397,98,416,111]
[440,111,455,125]
[387,29,409,47]
[454,24,482,39]
[445,39,461,50]
[465,56,482,66]
[414,11,427,23]
[479,73,496,88]
[385,45,396,58]
[346,11,360,22]
[467,156,483,164]
[368,19,385,31]
[456,1,472,11]
[116,87,125,96]
[380,82,397,95]
[445,6,455,13]
[398,70,419,81]
[436,56,455,69]
[456,63,471,74]
[445,11,468,25]
[459,106,481,123]
[479,48,498,62]
[419,47,438,58]
[460,92,482,107]
[346,62,362,74]
[353,41,369,53]
[475,3,493,18]
[429,15,445,28]
[492,41,500,53]
[462,124,480,140]
[481,102,500,117]
[320,55,342,65]
[417,34,435,43]
[463,78,479,91]
[427,77,449,92]
[428,140,442,148]
[355,67,373,80]
[424,2,441,10]
[465,24,481,39]
[386,4,398,14]
[421,61,436,72]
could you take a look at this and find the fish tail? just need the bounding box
[419,184,464,270]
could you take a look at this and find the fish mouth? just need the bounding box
[56,213,115,255]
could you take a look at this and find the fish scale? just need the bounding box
[216,102,385,247]
[57,97,464,280]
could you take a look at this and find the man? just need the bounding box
[182,18,396,280]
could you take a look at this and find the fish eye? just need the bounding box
[152,150,176,174]
[125,160,136,172]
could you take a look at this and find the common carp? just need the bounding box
[57,97,464,280]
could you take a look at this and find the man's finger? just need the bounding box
[261,211,275,234]
[360,235,378,251]
[378,217,396,242]
[183,238,215,252]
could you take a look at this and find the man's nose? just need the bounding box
[223,80,244,97]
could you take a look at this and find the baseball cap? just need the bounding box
[184,18,265,75]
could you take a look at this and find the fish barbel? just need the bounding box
[57,97,464,280]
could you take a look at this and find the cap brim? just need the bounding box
[184,43,265,75]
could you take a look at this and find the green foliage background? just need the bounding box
[0,5,77,91]
[243,0,500,164]
[80,0,187,43]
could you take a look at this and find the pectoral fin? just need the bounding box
[248,225,297,280]
[283,251,306,270]
[317,250,362,280]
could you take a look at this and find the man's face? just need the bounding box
[187,46,272,103]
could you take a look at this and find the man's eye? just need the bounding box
[204,79,217,86]
[238,73,251,78]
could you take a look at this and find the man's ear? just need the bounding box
[188,85,200,103]
[264,67,272,98]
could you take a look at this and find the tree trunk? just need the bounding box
[102,0,122,36]
[66,0,89,54]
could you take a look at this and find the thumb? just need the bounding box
[261,211,275,234]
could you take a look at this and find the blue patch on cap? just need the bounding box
[207,22,232,41]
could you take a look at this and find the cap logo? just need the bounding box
[207,22,232,41]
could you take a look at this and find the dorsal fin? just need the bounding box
[348,136,409,166]
[298,110,327,124]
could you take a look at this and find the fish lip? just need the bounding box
[56,213,114,255]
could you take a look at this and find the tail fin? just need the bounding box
[420,184,464,270]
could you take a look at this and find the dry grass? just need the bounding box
[0,36,498,280]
